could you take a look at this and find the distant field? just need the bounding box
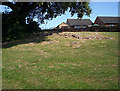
[2,32,118,89]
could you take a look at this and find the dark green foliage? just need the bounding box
[27,21,41,33]
[2,12,41,42]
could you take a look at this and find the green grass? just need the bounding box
[2,32,118,89]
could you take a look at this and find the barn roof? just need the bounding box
[66,19,93,26]
[97,16,120,24]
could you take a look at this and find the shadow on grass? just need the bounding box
[2,31,62,48]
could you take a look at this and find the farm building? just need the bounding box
[94,16,120,26]
[56,22,69,29]
[66,19,93,28]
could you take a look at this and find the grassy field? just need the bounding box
[2,32,118,89]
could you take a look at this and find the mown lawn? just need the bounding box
[2,32,118,89]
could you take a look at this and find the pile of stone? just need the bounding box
[72,34,112,40]
[59,33,73,37]
[57,33,112,40]
[72,34,82,39]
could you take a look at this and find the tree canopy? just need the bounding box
[3,2,91,23]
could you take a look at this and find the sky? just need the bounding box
[0,2,119,29]
[40,2,118,29]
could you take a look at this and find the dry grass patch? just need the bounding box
[66,41,81,48]
[41,40,60,46]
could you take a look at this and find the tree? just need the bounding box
[2,2,92,42]
[3,2,92,23]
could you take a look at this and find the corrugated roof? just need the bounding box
[97,16,120,24]
[67,19,93,26]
